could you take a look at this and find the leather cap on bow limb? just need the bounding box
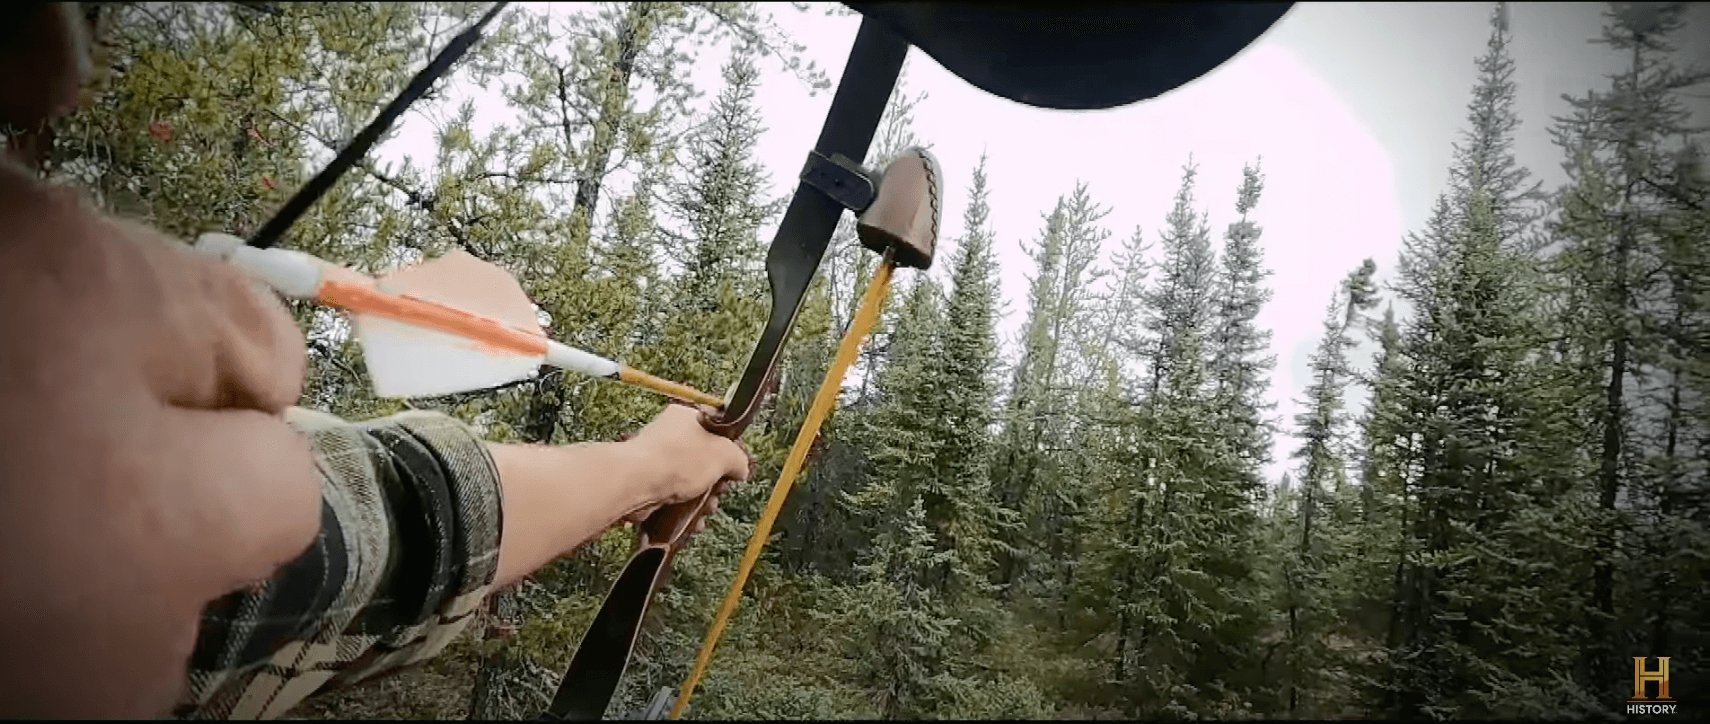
[858,147,942,270]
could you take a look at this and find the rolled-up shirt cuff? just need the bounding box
[176,408,503,720]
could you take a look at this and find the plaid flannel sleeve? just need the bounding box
[171,408,504,720]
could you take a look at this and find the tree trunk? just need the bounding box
[1589,169,1636,703]
[467,588,522,719]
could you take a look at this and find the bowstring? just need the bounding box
[247,1,511,249]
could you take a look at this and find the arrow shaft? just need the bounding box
[617,367,724,409]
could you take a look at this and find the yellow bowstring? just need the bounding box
[671,254,897,719]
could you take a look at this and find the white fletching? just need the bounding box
[546,341,620,379]
[356,249,554,398]
[198,235,629,399]
[356,314,544,398]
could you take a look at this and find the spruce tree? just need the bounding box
[923,154,1008,596]
[991,200,1066,594]
[1545,1,1710,704]
[1090,158,1272,717]
[642,43,771,398]
[1280,260,1376,716]
[991,183,1106,597]
[1383,5,1581,716]
[845,275,946,543]
[1209,160,1278,509]
[1351,305,1410,652]
[1107,160,1222,712]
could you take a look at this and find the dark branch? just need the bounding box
[227,2,283,16]
[1639,174,1706,212]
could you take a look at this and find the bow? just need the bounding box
[541,18,933,721]
[238,4,930,719]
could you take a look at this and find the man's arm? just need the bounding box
[489,441,656,589]
[176,406,747,720]
[490,404,749,591]
[177,409,501,720]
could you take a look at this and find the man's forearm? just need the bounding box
[487,440,660,590]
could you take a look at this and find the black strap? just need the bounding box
[720,15,910,419]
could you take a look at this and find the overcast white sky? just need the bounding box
[378,2,1709,485]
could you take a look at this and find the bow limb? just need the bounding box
[715,17,911,422]
[539,17,911,721]
[541,372,775,722]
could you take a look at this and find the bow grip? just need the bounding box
[633,367,778,551]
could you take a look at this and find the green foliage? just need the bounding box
[1272,260,1378,716]
[1378,6,1578,713]
[928,154,1009,598]
[990,182,1107,599]
[58,2,1710,720]
[1540,0,1710,707]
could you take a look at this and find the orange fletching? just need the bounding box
[318,280,547,357]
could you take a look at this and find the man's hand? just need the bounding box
[618,403,754,533]
[0,165,320,719]
[487,404,753,587]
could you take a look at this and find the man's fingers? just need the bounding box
[625,503,661,524]
[210,275,306,412]
[720,443,753,483]
[179,245,306,413]
[689,498,718,537]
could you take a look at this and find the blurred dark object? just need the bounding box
[844,2,1295,110]
[227,1,282,15]
[1,3,93,173]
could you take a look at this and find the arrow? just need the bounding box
[195,233,721,407]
